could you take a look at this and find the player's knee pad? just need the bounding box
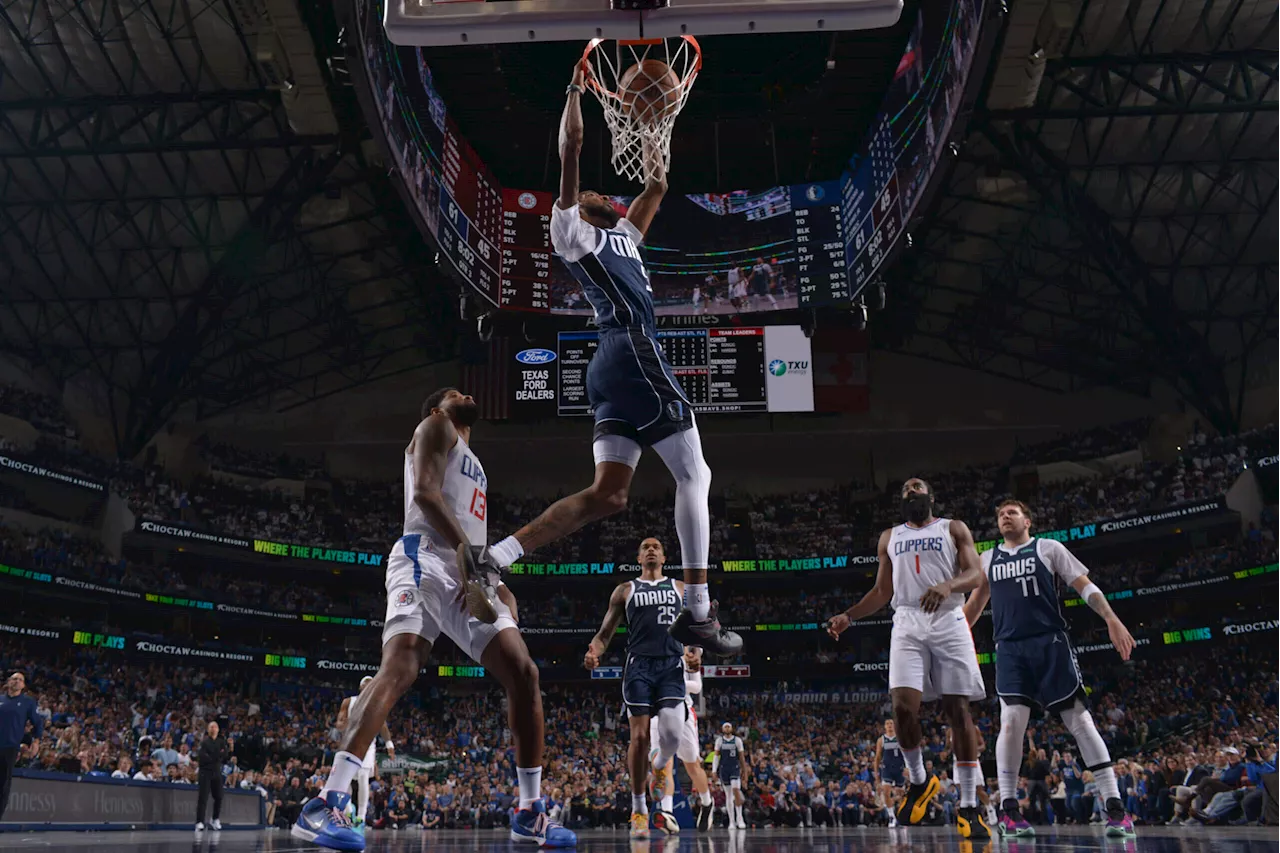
[1059,701,1112,768]
[656,705,683,756]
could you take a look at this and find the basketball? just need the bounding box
[619,58,681,124]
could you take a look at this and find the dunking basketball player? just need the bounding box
[583,537,687,839]
[293,389,574,851]
[336,677,395,829]
[962,499,1138,838]
[650,645,715,832]
[474,61,741,659]
[825,478,990,840]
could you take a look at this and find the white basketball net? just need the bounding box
[582,36,701,186]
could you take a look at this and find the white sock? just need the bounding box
[700,790,713,807]
[633,793,648,814]
[1093,766,1120,804]
[956,760,979,808]
[903,747,926,785]
[517,766,542,809]
[323,751,363,796]
[685,583,710,621]
[997,700,1031,804]
[661,794,674,812]
[489,535,523,568]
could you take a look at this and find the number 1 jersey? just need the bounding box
[402,433,487,552]
[888,517,961,614]
[982,537,1089,642]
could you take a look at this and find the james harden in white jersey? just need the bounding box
[824,478,992,841]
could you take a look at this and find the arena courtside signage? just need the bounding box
[973,497,1228,553]
[133,520,384,567]
[1062,562,1276,607]
[0,453,104,491]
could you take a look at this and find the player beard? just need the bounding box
[900,492,932,525]
[451,399,480,426]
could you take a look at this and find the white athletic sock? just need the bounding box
[685,583,710,621]
[517,766,542,810]
[633,793,648,814]
[903,747,926,785]
[489,535,523,568]
[956,760,979,808]
[700,790,713,807]
[323,751,363,796]
[652,424,712,606]
[661,794,674,812]
[1093,766,1120,804]
[997,701,1031,804]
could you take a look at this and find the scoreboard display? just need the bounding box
[509,326,815,419]
[790,181,850,305]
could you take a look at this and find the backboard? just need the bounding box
[383,0,904,47]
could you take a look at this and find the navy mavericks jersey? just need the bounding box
[550,204,656,333]
[880,735,904,771]
[985,537,1080,643]
[625,577,684,659]
[717,734,743,776]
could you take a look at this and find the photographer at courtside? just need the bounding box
[195,720,230,831]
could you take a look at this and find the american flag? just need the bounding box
[460,336,511,421]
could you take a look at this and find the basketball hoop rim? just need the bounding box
[581,35,702,102]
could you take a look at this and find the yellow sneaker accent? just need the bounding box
[630,812,650,839]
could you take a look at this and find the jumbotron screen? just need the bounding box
[357,0,984,314]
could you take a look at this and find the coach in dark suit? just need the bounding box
[195,721,230,830]
[0,672,43,821]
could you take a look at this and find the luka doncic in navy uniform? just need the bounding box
[964,500,1139,838]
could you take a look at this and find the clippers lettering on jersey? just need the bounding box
[459,455,487,489]
[893,537,944,555]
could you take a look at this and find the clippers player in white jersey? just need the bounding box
[294,389,575,851]
[825,478,989,840]
[336,677,394,829]
[650,646,715,832]
[962,500,1137,838]
[475,61,742,660]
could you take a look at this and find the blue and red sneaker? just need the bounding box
[292,790,365,851]
[510,799,577,848]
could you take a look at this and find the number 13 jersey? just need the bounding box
[403,433,487,551]
[982,537,1089,642]
[888,517,961,614]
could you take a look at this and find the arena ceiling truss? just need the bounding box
[0,0,460,456]
[887,0,1278,432]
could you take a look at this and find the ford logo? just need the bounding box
[515,348,557,365]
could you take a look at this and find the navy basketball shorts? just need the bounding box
[622,654,687,718]
[995,631,1086,713]
[588,328,694,447]
[880,765,905,787]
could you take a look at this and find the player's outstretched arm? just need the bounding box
[557,63,586,210]
[411,414,472,550]
[625,137,667,236]
[827,529,894,638]
[1069,574,1136,661]
[583,582,628,669]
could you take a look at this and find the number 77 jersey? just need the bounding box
[983,537,1089,643]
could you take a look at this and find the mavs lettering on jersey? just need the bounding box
[625,578,684,659]
[986,539,1069,642]
[550,204,655,333]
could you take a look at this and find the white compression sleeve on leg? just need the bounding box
[997,700,1031,804]
[652,423,712,571]
[357,770,371,822]
[1060,701,1119,800]
[655,705,684,767]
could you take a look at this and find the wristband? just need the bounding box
[566,83,584,95]
[385,741,394,750]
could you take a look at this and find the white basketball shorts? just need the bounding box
[649,704,701,765]
[889,607,986,702]
[382,534,517,661]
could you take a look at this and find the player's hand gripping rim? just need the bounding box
[454,544,500,624]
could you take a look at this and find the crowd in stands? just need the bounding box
[2,635,1274,830]
[0,385,77,439]
[195,437,325,481]
[1011,418,1154,466]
